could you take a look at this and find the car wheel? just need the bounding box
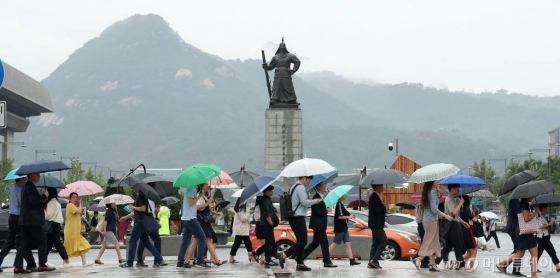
[380,241,400,260]
[272,240,293,258]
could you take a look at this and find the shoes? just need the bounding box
[119,262,133,268]
[267,261,279,267]
[94,260,104,265]
[118,259,126,264]
[296,265,312,271]
[182,263,192,269]
[38,266,56,272]
[350,259,361,266]
[511,272,524,276]
[26,267,38,272]
[60,262,72,269]
[252,251,260,262]
[82,262,93,267]
[278,251,285,269]
[194,262,211,268]
[371,260,382,269]
[14,268,31,274]
[324,263,338,268]
[153,261,165,268]
[136,262,149,267]
[160,260,168,266]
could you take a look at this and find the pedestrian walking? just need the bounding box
[228,199,254,263]
[460,195,478,270]
[94,201,125,265]
[44,187,70,268]
[64,192,93,267]
[328,195,361,266]
[536,204,560,272]
[367,184,387,269]
[435,184,468,270]
[253,186,279,268]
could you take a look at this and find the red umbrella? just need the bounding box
[59,181,104,197]
[346,200,368,209]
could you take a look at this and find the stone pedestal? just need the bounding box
[265,108,303,175]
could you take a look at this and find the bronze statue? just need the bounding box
[262,38,301,108]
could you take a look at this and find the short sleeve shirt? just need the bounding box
[133,194,149,222]
[444,196,461,221]
[104,207,117,233]
[181,187,198,221]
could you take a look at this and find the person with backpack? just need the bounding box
[229,198,254,263]
[277,176,322,271]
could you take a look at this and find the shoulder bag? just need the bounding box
[518,213,538,235]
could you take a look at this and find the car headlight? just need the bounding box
[397,232,417,242]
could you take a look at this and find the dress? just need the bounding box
[459,208,477,249]
[63,203,91,257]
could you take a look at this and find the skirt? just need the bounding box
[103,231,118,246]
[517,233,538,250]
[418,221,441,257]
[462,227,477,250]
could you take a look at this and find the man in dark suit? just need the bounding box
[13,172,55,274]
[302,182,337,267]
[368,184,387,269]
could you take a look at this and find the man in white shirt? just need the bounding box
[177,184,210,268]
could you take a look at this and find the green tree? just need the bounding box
[63,159,84,184]
[84,167,95,181]
[471,159,500,208]
[0,158,14,204]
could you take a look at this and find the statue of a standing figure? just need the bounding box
[262,38,301,108]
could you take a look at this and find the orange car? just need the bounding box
[250,214,420,260]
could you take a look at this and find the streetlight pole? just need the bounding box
[109,170,125,178]
[60,156,79,180]
[35,149,57,161]
[0,142,26,160]
[81,161,97,176]
[528,148,552,177]
[489,158,507,177]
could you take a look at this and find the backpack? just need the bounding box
[472,219,484,238]
[280,183,301,221]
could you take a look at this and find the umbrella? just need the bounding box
[510,180,558,199]
[161,196,180,206]
[36,174,65,188]
[499,170,540,196]
[480,211,499,219]
[107,173,156,188]
[229,170,261,187]
[209,171,236,187]
[324,185,353,208]
[98,194,135,206]
[216,201,230,209]
[531,193,560,207]
[123,176,161,205]
[278,158,336,178]
[15,160,70,175]
[347,200,368,209]
[306,170,339,192]
[3,168,24,181]
[58,180,104,197]
[88,204,107,212]
[396,201,416,210]
[408,163,460,183]
[239,172,280,204]
[439,175,486,188]
[233,186,284,200]
[360,169,409,186]
[459,184,490,195]
[173,163,221,189]
[93,196,104,202]
[467,189,494,198]
[143,176,176,196]
[232,188,244,198]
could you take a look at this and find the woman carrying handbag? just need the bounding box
[44,187,70,268]
[496,197,539,278]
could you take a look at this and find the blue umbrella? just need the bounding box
[239,172,280,205]
[15,160,70,175]
[306,170,339,192]
[439,175,486,188]
[324,185,354,208]
[3,168,24,181]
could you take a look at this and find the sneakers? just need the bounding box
[119,262,133,268]
[82,261,93,267]
[194,262,211,268]
[350,259,361,266]
[94,260,104,265]
[252,251,260,262]
[160,260,168,266]
[136,262,149,267]
[267,261,279,267]
[153,261,166,268]
[296,265,312,271]
[60,262,72,269]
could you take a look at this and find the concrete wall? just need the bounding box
[265,109,303,174]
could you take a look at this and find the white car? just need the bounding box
[347,210,420,238]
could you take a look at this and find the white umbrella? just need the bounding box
[98,194,135,206]
[480,211,499,220]
[231,188,244,198]
[408,163,460,184]
[278,158,336,178]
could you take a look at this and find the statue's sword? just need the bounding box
[261,50,272,98]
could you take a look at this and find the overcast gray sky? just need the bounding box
[1,0,559,96]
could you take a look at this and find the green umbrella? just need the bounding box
[324,185,354,208]
[173,163,221,188]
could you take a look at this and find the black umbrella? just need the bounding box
[510,180,558,199]
[216,201,230,209]
[15,160,70,175]
[122,177,161,205]
[37,174,65,188]
[143,176,176,197]
[395,200,416,210]
[161,196,180,206]
[107,173,156,188]
[359,169,408,186]
[499,170,540,196]
[531,193,560,207]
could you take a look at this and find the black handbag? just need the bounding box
[272,214,280,227]
[439,218,452,239]
[42,221,54,234]
[141,205,159,234]
[199,214,215,224]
